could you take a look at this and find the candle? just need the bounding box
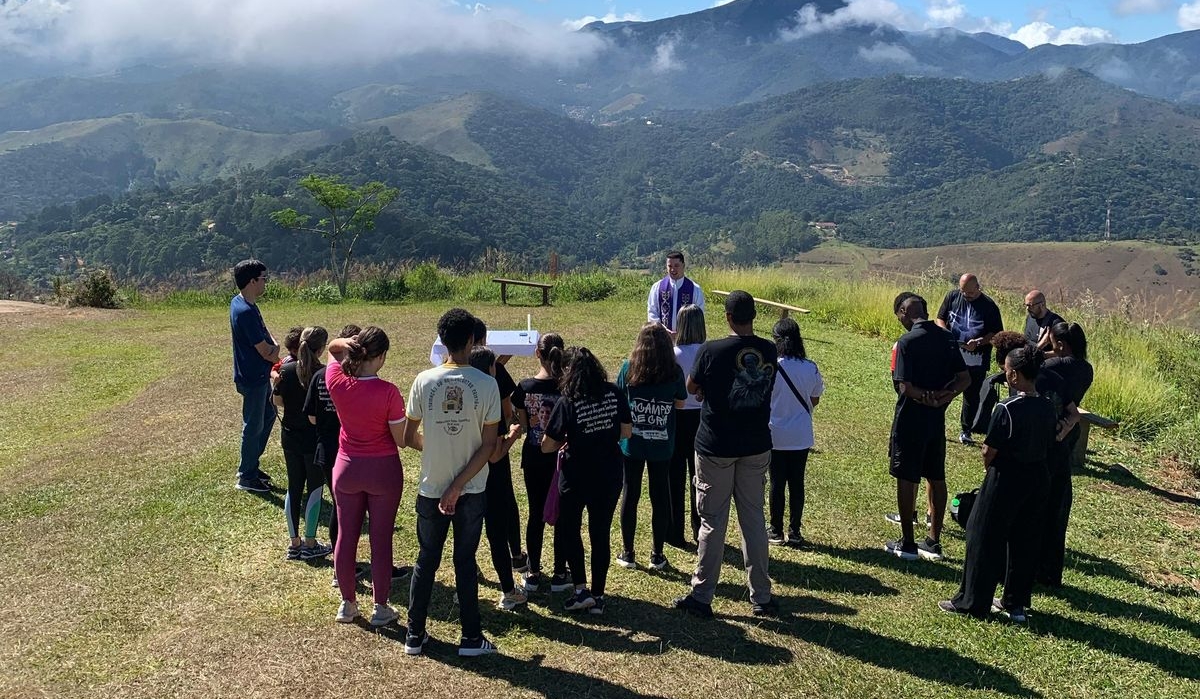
[527,313,532,340]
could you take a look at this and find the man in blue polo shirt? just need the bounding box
[230,259,280,492]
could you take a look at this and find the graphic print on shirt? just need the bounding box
[729,346,774,410]
[577,397,619,435]
[629,396,672,442]
[523,393,557,445]
[426,375,481,435]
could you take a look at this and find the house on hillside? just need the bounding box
[813,221,838,232]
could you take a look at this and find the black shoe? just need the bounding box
[405,630,430,656]
[522,572,543,593]
[786,530,806,547]
[258,471,273,484]
[916,537,943,561]
[458,636,498,657]
[235,477,270,493]
[766,527,784,545]
[959,432,976,445]
[392,565,413,581]
[549,573,573,592]
[672,594,714,619]
[589,595,607,615]
[884,539,919,561]
[751,598,780,617]
[511,552,529,573]
[564,588,596,612]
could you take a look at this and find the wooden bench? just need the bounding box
[1072,408,1120,469]
[493,278,553,306]
[711,289,811,318]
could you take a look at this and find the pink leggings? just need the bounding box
[333,453,404,604]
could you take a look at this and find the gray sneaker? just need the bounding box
[369,604,399,627]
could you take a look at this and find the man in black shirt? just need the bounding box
[1023,290,1064,353]
[936,274,1003,444]
[673,291,779,618]
[888,294,969,561]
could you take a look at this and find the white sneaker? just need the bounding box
[499,588,528,611]
[335,600,360,623]
[370,603,399,627]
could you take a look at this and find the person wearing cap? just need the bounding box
[647,251,705,334]
[672,290,779,618]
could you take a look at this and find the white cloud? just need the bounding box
[1181,2,1200,30]
[651,33,684,73]
[563,10,642,31]
[0,0,606,68]
[1112,0,1171,16]
[711,0,736,6]
[782,0,916,39]
[926,0,966,25]
[1009,21,1115,47]
[857,41,917,64]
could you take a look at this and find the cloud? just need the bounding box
[857,41,917,64]
[1112,0,1171,16]
[563,10,642,31]
[1095,56,1134,82]
[1009,21,1115,47]
[711,0,736,6]
[0,0,607,68]
[782,0,916,39]
[651,33,684,73]
[1182,2,1200,30]
[926,0,966,25]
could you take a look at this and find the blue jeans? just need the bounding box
[236,381,276,481]
[407,493,486,639]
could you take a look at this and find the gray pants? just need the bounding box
[690,450,772,605]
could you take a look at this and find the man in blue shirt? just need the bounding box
[230,259,280,492]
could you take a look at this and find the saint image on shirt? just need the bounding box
[730,347,773,410]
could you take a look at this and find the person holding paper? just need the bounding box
[647,251,705,333]
[936,274,1003,445]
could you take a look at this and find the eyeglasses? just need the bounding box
[256,275,268,282]
[1024,301,1043,309]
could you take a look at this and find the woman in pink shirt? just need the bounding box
[325,326,407,627]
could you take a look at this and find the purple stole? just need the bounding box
[657,276,694,331]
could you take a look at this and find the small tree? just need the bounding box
[270,175,400,297]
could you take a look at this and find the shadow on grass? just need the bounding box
[770,557,900,596]
[451,653,669,699]
[1046,583,1200,640]
[1031,609,1200,680]
[1077,457,1200,507]
[810,543,961,583]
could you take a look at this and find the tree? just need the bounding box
[270,174,399,296]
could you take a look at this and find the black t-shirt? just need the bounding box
[1024,309,1065,345]
[692,334,778,457]
[274,362,318,450]
[1043,356,1094,408]
[983,393,1057,471]
[511,376,562,469]
[937,289,1004,368]
[893,320,966,425]
[304,368,340,437]
[493,362,517,438]
[545,383,632,493]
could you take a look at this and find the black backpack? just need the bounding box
[950,489,979,528]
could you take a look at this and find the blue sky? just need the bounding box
[512,0,1200,45]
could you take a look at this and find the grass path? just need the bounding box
[0,300,1196,698]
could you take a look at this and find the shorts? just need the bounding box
[889,416,946,483]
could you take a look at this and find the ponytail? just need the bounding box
[297,326,328,387]
[538,332,565,379]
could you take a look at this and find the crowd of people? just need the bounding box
[228,254,1094,655]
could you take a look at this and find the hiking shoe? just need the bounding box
[522,572,543,593]
[299,542,333,560]
[751,598,780,617]
[959,432,975,445]
[370,604,399,627]
[884,539,919,561]
[549,573,573,592]
[499,588,528,611]
[236,477,270,493]
[616,551,637,569]
[335,600,360,623]
[916,537,943,561]
[672,594,714,619]
[458,636,498,657]
[511,552,530,573]
[589,595,606,615]
[404,630,430,656]
[285,544,302,561]
[392,565,413,582]
[766,527,784,544]
[649,553,668,570]
[564,588,595,611]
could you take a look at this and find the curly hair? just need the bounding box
[626,323,677,386]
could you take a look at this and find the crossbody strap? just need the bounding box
[778,366,812,415]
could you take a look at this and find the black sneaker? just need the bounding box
[616,551,637,569]
[959,432,976,445]
[884,539,919,561]
[766,527,784,545]
[751,598,780,617]
[392,565,413,582]
[259,471,273,484]
[522,572,543,593]
[564,588,596,611]
[235,477,270,493]
[299,542,333,560]
[672,594,714,619]
[786,530,806,547]
[649,553,668,570]
[404,630,430,656]
[549,573,573,592]
[511,552,529,573]
[992,598,1028,623]
[458,636,498,657]
[917,537,943,561]
[285,544,301,561]
[589,595,607,615]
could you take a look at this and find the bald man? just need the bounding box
[1023,290,1064,353]
[936,274,1003,445]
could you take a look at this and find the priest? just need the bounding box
[647,251,706,333]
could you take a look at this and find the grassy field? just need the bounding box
[1,294,1197,699]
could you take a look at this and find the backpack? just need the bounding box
[950,488,979,528]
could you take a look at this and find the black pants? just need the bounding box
[1038,438,1076,586]
[669,409,702,543]
[555,483,620,596]
[769,448,809,534]
[408,493,486,638]
[961,365,989,434]
[315,440,338,546]
[952,463,1049,615]
[620,456,672,555]
[484,455,522,592]
[523,450,567,576]
[283,443,323,540]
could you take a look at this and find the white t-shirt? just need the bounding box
[674,343,703,411]
[769,357,824,451]
[407,364,501,498]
